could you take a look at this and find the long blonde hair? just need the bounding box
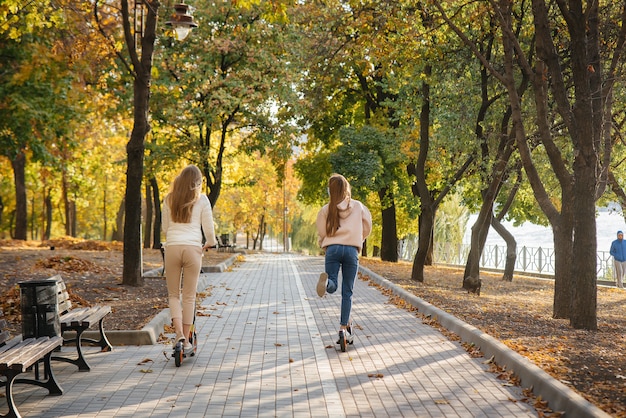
[326,173,351,236]
[166,165,203,223]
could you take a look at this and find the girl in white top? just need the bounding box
[162,165,216,351]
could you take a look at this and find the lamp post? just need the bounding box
[120,0,198,286]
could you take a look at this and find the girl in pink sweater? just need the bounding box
[316,174,372,350]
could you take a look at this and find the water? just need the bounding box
[464,208,626,252]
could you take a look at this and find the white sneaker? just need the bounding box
[317,272,328,297]
[336,328,354,345]
[173,336,185,349]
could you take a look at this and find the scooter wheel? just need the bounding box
[174,342,183,367]
[339,331,347,353]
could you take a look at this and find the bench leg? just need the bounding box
[73,318,113,353]
[15,352,63,396]
[92,317,113,352]
[1,370,22,418]
[2,352,63,418]
[54,327,91,371]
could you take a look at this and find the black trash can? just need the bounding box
[19,278,61,338]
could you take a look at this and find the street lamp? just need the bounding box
[165,2,199,40]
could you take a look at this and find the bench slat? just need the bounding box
[4,337,62,372]
[0,337,39,365]
[59,309,87,325]
[0,329,10,346]
[58,299,72,315]
[78,306,111,327]
[60,306,110,328]
[53,275,73,314]
[0,336,22,355]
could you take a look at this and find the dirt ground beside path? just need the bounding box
[0,238,236,334]
[1,239,624,416]
[359,257,626,418]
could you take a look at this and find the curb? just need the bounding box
[359,265,611,418]
[79,254,240,346]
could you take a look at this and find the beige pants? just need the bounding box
[165,245,202,324]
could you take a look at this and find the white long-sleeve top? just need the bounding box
[162,194,217,248]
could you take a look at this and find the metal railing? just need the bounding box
[406,242,615,282]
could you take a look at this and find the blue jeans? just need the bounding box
[324,244,359,326]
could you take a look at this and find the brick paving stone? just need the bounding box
[6,253,536,417]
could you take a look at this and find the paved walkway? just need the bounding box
[10,253,536,417]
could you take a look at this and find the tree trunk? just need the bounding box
[491,215,516,281]
[463,208,490,293]
[379,186,398,262]
[411,207,434,282]
[111,199,125,242]
[551,209,574,319]
[103,181,108,241]
[407,60,472,281]
[497,3,578,320]
[255,213,265,251]
[567,1,602,330]
[204,116,231,208]
[530,0,602,328]
[150,176,161,249]
[570,159,597,329]
[61,166,71,236]
[123,107,147,286]
[259,222,267,250]
[70,201,77,237]
[409,63,433,283]
[44,192,52,241]
[425,233,434,265]
[568,40,599,327]
[30,194,35,240]
[11,150,27,240]
[121,0,159,287]
[493,167,523,282]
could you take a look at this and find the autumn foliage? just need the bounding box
[360,258,626,417]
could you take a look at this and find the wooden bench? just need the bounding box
[48,275,112,372]
[0,310,63,418]
[217,234,235,253]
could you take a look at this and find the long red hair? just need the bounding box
[165,165,203,223]
[326,173,351,236]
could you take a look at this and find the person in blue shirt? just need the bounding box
[609,230,626,288]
